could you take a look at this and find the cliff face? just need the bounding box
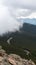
[20,23,36,36]
[0,46,35,65]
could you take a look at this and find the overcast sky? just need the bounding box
[0,0,36,34]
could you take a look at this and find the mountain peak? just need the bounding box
[20,23,36,36]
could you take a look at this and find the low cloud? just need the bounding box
[0,0,23,35]
[0,0,36,34]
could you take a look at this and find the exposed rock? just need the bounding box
[0,46,35,65]
[24,49,30,55]
[7,37,13,44]
[8,54,35,65]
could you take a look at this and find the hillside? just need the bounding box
[0,23,36,63]
[0,46,35,65]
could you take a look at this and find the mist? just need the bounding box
[0,0,23,35]
[0,0,36,35]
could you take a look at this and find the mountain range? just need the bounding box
[0,23,36,63]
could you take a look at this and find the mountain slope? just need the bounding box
[0,23,36,63]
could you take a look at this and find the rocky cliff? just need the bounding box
[0,46,35,65]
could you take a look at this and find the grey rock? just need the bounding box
[0,46,35,65]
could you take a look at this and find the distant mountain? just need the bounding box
[17,18,36,35]
[20,23,36,36]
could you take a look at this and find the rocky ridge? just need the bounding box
[0,46,35,65]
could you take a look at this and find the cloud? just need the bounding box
[0,0,36,34]
[4,0,36,18]
[0,0,22,35]
[4,0,36,10]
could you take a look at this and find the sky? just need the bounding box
[0,0,36,34]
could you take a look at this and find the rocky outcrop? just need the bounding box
[0,46,35,65]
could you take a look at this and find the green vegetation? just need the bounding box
[0,31,36,63]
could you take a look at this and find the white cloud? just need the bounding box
[0,0,36,34]
[18,12,36,19]
[16,9,32,19]
[0,0,22,34]
[4,0,36,10]
[4,0,36,19]
[26,12,36,18]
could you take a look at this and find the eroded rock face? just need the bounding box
[8,54,35,65]
[0,46,35,65]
